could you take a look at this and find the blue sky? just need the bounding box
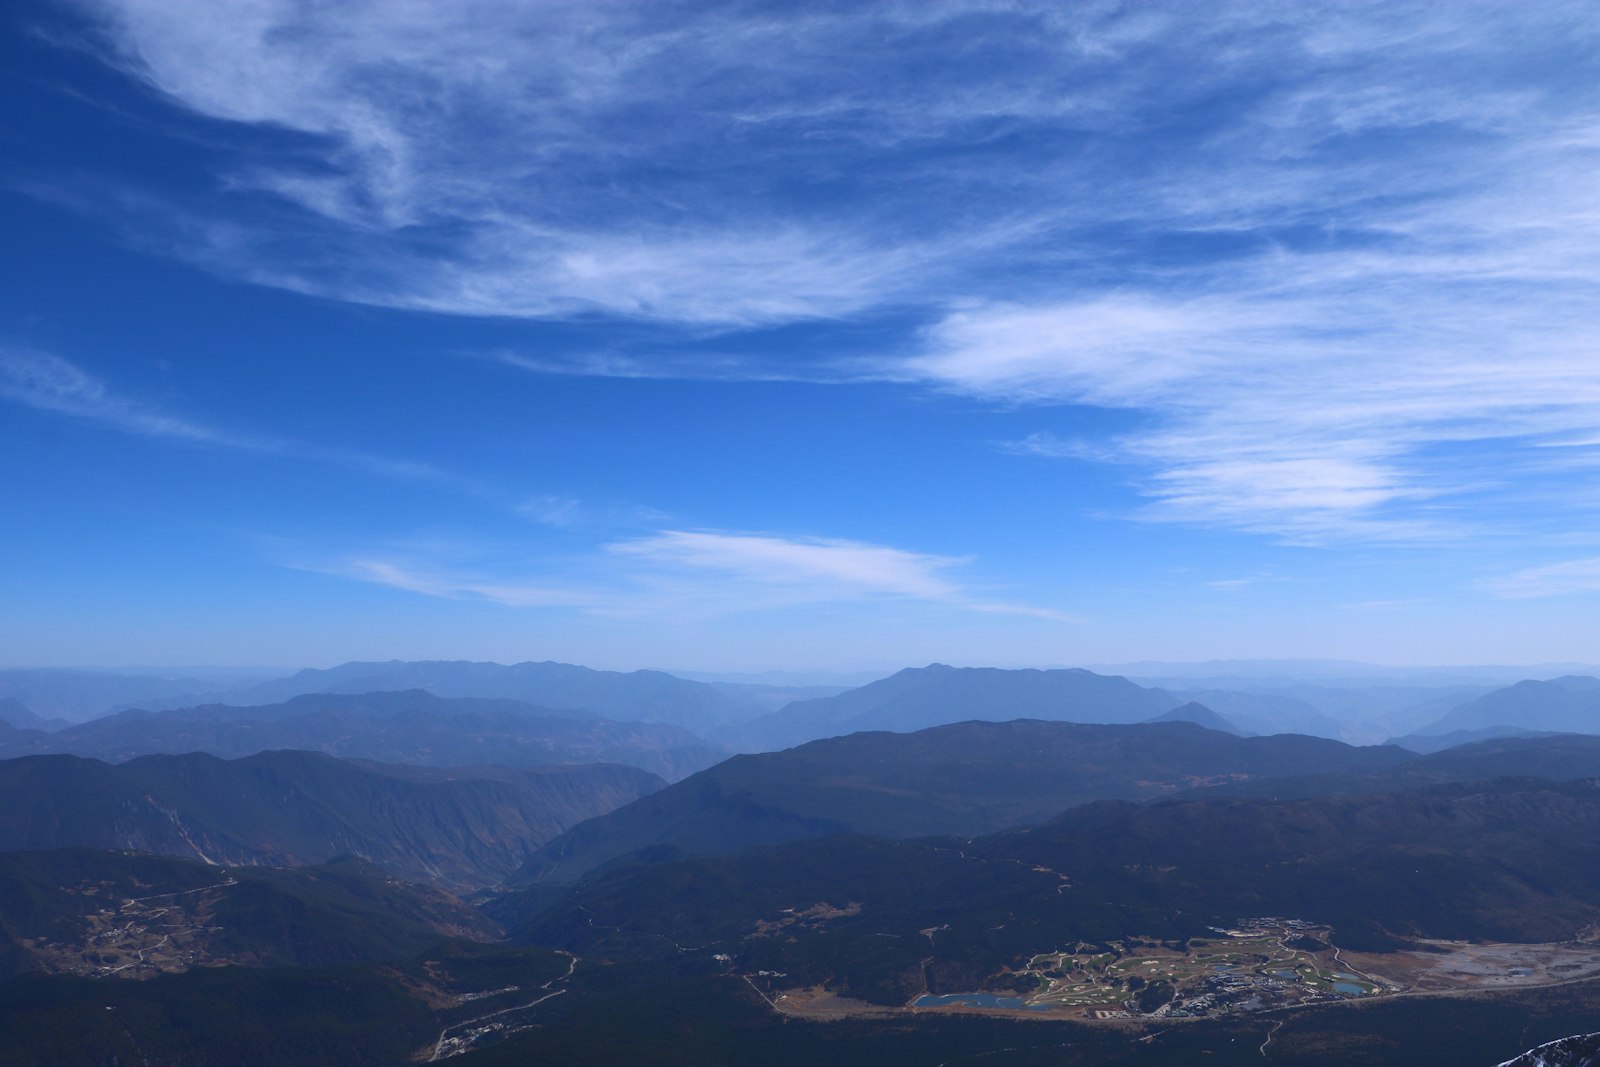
[4,1,1600,670]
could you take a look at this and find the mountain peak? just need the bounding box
[1145,701,1243,735]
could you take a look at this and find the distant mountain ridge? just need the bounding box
[0,669,229,722]
[0,698,64,732]
[1145,701,1243,734]
[0,750,663,892]
[737,664,1183,750]
[0,689,724,782]
[131,659,748,734]
[1389,725,1565,755]
[1411,676,1600,738]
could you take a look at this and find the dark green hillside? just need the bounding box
[0,937,582,1066]
[0,849,225,951]
[512,779,1600,1005]
[0,964,436,1066]
[0,750,662,891]
[1187,733,1600,801]
[510,719,1410,886]
[0,849,492,979]
[987,778,1600,946]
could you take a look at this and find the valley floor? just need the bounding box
[757,921,1600,1026]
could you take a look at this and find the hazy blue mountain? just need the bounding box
[0,690,725,782]
[1135,679,1499,743]
[131,659,748,734]
[0,750,663,892]
[1102,659,1598,686]
[738,664,1182,750]
[668,668,892,687]
[508,719,1410,887]
[0,698,64,732]
[1163,689,1332,736]
[0,669,229,722]
[1389,725,1565,755]
[1416,677,1600,737]
[1144,701,1242,734]
[1318,684,1506,742]
[704,680,853,715]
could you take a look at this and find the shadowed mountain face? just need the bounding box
[1166,735,1600,804]
[0,751,663,893]
[507,719,1412,887]
[0,690,725,782]
[0,849,493,979]
[1411,677,1600,738]
[513,778,1600,1006]
[138,659,748,734]
[737,664,1183,750]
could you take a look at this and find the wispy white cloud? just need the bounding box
[0,345,444,482]
[56,1,984,324]
[2,346,238,445]
[38,2,1600,550]
[516,495,669,531]
[1337,599,1427,611]
[313,529,1069,621]
[913,185,1600,542]
[996,432,1121,464]
[1205,578,1262,592]
[610,530,964,601]
[1487,558,1600,600]
[330,558,588,610]
[55,1,1593,331]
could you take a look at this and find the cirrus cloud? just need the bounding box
[315,529,1068,621]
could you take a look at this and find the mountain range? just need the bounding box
[1404,676,1600,739]
[122,659,758,734]
[506,718,1411,888]
[0,689,725,782]
[14,656,1600,1063]
[0,750,662,892]
[15,658,1600,757]
[734,664,1185,750]
[515,776,1600,1005]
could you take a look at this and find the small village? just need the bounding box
[20,877,239,978]
[912,918,1387,1019]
